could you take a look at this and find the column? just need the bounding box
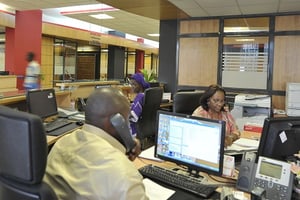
[9,10,42,89]
[107,45,125,81]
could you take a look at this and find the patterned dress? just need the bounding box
[129,93,144,136]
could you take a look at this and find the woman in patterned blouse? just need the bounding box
[192,84,240,147]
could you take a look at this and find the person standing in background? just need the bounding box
[23,52,41,90]
[192,84,240,147]
[129,73,150,136]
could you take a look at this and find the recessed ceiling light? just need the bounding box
[147,33,160,37]
[90,14,114,20]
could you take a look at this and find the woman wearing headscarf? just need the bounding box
[129,73,150,136]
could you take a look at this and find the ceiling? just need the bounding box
[0,0,300,43]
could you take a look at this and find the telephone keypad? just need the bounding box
[253,178,289,200]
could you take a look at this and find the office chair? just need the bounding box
[136,87,163,150]
[173,91,203,115]
[0,105,57,200]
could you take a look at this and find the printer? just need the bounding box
[231,94,271,132]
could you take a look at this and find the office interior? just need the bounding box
[0,1,300,199]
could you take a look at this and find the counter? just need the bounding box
[0,75,17,92]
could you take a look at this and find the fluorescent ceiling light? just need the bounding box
[147,33,160,37]
[59,4,118,15]
[90,14,114,20]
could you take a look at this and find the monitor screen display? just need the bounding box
[26,89,58,119]
[257,116,300,162]
[155,111,226,176]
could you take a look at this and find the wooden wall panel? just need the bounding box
[273,36,300,90]
[77,55,96,79]
[272,95,285,110]
[178,37,218,86]
[275,15,300,31]
[41,36,54,88]
[180,19,219,34]
[42,23,158,54]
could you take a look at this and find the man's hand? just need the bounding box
[127,138,142,161]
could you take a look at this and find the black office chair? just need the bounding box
[0,105,57,200]
[136,87,163,150]
[173,91,203,115]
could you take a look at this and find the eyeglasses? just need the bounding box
[210,98,225,105]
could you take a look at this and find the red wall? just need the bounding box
[13,10,42,89]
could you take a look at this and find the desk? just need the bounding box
[46,129,255,199]
[160,101,173,109]
[134,156,251,200]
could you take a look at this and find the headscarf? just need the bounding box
[131,73,150,89]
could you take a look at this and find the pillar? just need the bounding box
[11,10,42,89]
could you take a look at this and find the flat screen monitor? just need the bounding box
[26,88,58,119]
[155,110,226,177]
[0,71,9,75]
[257,116,300,162]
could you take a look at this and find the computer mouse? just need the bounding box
[76,121,84,126]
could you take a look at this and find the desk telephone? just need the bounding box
[236,152,294,200]
[110,113,136,153]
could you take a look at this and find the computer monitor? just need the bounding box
[155,110,226,177]
[26,88,58,119]
[0,71,9,75]
[256,116,300,162]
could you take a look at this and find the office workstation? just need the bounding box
[0,1,300,200]
[1,82,300,199]
[33,96,300,199]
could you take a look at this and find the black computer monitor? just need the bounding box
[256,116,300,162]
[26,88,58,119]
[0,71,9,75]
[155,110,226,177]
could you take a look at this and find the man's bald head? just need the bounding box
[85,87,130,130]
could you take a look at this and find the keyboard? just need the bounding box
[139,164,217,198]
[44,119,72,132]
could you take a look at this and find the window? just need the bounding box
[222,17,269,89]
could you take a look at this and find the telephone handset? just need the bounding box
[110,113,136,153]
[237,154,294,200]
[77,98,87,112]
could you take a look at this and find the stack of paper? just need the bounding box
[226,138,259,153]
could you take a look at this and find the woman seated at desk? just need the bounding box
[192,84,240,147]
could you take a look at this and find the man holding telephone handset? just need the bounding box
[44,88,149,200]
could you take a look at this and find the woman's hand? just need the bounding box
[224,133,240,148]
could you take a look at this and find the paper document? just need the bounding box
[233,138,259,148]
[225,138,259,153]
[143,178,175,200]
[139,146,163,162]
[69,113,85,121]
[58,107,79,116]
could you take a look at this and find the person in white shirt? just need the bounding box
[44,87,148,200]
[23,52,41,90]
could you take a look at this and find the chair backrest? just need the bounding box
[173,91,203,115]
[0,105,57,200]
[136,87,163,149]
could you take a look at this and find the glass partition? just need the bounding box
[224,17,269,33]
[53,39,77,82]
[222,36,269,89]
